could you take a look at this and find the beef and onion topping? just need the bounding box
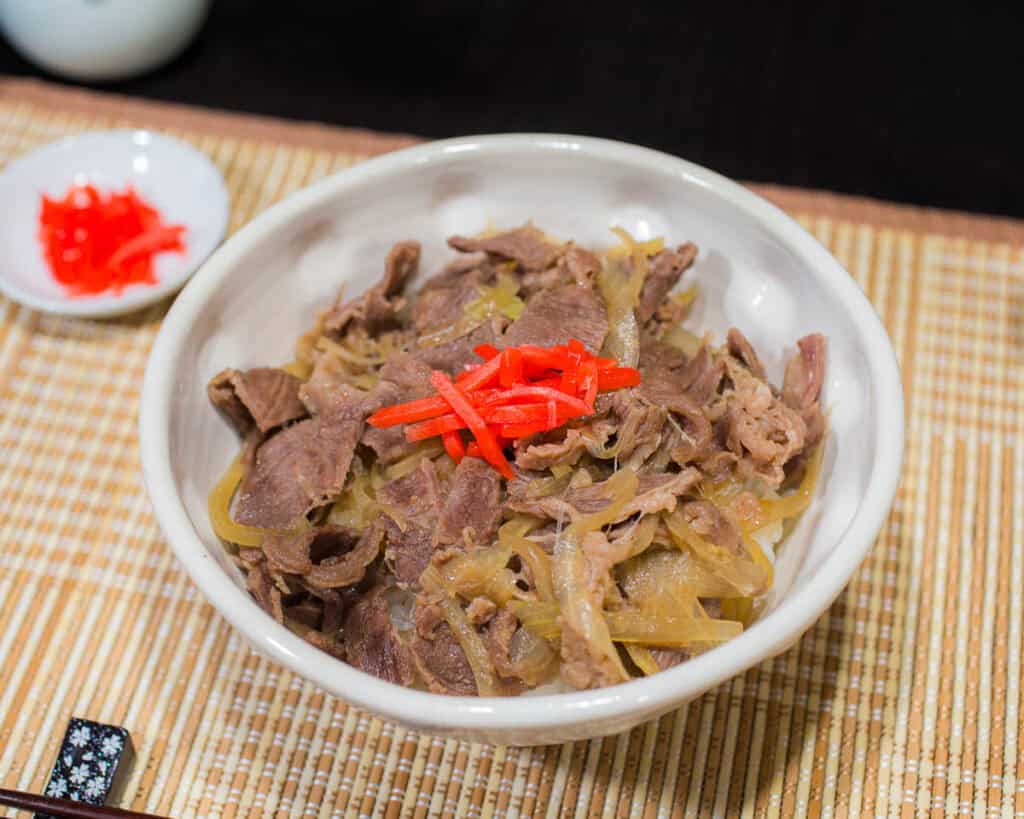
[207,225,827,695]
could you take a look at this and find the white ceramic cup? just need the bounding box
[0,0,212,82]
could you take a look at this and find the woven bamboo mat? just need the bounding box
[0,76,1021,818]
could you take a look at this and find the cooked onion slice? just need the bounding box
[551,468,640,685]
[208,456,267,547]
[663,509,769,597]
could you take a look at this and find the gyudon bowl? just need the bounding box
[140,135,903,745]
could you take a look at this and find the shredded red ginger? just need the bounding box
[39,184,186,296]
[367,339,641,478]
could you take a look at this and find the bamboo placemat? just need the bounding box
[0,77,1021,818]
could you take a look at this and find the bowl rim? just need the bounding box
[140,133,904,734]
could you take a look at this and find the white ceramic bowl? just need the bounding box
[140,135,904,746]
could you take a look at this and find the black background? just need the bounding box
[2,1,1022,217]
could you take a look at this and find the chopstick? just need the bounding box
[0,787,168,818]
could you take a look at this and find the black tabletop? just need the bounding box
[2,0,1021,218]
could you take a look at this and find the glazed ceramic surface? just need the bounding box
[140,135,904,745]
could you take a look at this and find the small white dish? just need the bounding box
[140,134,904,745]
[0,129,228,318]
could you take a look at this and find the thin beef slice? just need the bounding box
[448,225,559,272]
[208,367,307,434]
[414,322,498,377]
[723,358,807,487]
[410,599,477,695]
[262,524,384,590]
[344,595,415,685]
[502,283,608,353]
[636,243,698,324]
[235,389,374,528]
[412,267,487,336]
[361,353,435,463]
[378,459,443,587]
[325,240,420,335]
[782,333,827,447]
[726,328,767,380]
[435,456,503,547]
[507,469,701,524]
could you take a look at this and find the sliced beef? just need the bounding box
[723,359,807,487]
[235,410,365,529]
[304,630,347,661]
[235,547,265,566]
[559,244,601,286]
[209,370,253,433]
[294,586,352,635]
[410,599,477,695]
[376,457,442,516]
[378,351,436,394]
[650,648,688,671]
[507,468,701,524]
[519,266,569,296]
[246,563,284,623]
[263,523,384,589]
[299,353,352,416]
[299,355,396,418]
[361,353,435,463]
[633,338,718,465]
[680,500,744,556]
[287,597,326,630]
[726,328,767,380]
[782,333,826,409]
[641,393,710,468]
[208,367,307,435]
[636,243,698,324]
[236,373,387,529]
[262,527,324,575]
[514,427,587,471]
[466,596,498,626]
[680,345,726,406]
[561,632,618,688]
[579,529,624,576]
[361,425,415,465]
[436,457,503,547]
[448,225,559,272]
[378,459,443,588]
[782,333,827,447]
[668,412,715,465]
[235,380,385,528]
[412,267,486,335]
[414,322,497,376]
[213,226,827,694]
[502,283,608,353]
[483,607,518,673]
[519,244,602,296]
[433,250,489,282]
[638,336,689,374]
[325,240,420,335]
[632,369,712,464]
[602,392,668,465]
[343,595,415,685]
[696,440,740,480]
[383,525,435,590]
